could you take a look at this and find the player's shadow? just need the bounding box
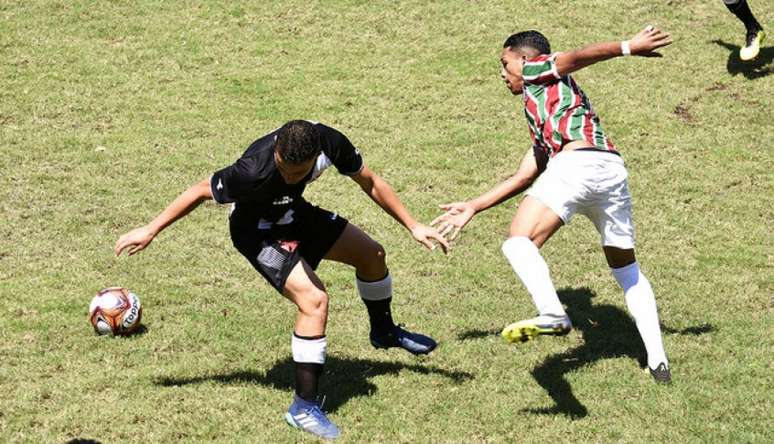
[523,288,714,419]
[155,355,473,412]
[711,39,773,79]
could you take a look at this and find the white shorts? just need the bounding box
[526,150,635,249]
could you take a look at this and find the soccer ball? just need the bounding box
[89,287,143,336]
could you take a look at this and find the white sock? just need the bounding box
[611,262,668,369]
[291,333,327,364]
[502,236,566,317]
[356,273,392,301]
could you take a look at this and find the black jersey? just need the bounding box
[210,123,364,223]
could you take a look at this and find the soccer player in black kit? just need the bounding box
[115,120,449,440]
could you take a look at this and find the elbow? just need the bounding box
[197,178,214,200]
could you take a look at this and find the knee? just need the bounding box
[357,241,387,278]
[373,242,386,266]
[604,247,636,269]
[298,289,329,318]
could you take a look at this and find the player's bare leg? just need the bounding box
[283,259,329,337]
[604,246,671,383]
[508,196,564,248]
[282,260,340,440]
[324,222,387,280]
[324,223,437,354]
[501,196,572,343]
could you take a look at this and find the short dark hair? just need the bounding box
[503,30,551,54]
[275,120,321,164]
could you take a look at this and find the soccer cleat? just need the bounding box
[501,314,572,343]
[740,29,765,61]
[370,324,437,355]
[649,362,672,384]
[285,395,340,440]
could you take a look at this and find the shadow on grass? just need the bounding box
[662,323,715,335]
[521,287,715,419]
[457,328,501,340]
[155,355,473,412]
[711,39,773,79]
[124,324,148,337]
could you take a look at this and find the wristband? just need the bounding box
[621,40,631,56]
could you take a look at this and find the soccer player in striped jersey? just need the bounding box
[432,27,674,383]
[722,0,765,61]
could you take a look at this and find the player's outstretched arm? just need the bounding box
[114,177,213,256]
[351,165,449,254]
[554,25,672,77]
[432,147,539,241]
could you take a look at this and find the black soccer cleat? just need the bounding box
[649,362,671,384]
[370,325,437,355]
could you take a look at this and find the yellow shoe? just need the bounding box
[740,29,765,61]
[501,314,572,343]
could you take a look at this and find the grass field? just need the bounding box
[1,1,772,442]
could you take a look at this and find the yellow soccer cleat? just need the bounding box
[501,314,572,343]
[740,29,765,61]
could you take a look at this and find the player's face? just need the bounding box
[274,151,316,184]
[500,47,527,95]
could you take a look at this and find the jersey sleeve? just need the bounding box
[522,54,561,85]
[318,125,364,176]
[209,156,259,204]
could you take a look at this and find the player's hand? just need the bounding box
[430,201,476,241]
[629,25,672,57]
[410,223,450,254]
[115,225,156,257]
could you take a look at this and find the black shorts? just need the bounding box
[229,202,348,293]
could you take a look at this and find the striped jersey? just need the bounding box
[521,53,617,157]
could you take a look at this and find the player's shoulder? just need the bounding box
[527,53,553,62]
[243,128,280,156]
[313,122,356,153]
[232,131,279,177]
[312,121,348,141]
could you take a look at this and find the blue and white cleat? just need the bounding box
[501,314,572,343]
[285,395,340,440]
[370,324,437,355]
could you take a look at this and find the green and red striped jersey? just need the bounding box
[521,54,617,158]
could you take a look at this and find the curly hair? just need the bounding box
[275,120,322,164]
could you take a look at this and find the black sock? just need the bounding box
[293,332,325,402]
[295,361,323,402]
[725,0,763,34]
[362,297,395,335]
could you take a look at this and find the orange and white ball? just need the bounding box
[89,287,142,336]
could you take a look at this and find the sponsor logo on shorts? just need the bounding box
[273,196,293,205]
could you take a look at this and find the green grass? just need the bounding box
[1,0,772,442]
